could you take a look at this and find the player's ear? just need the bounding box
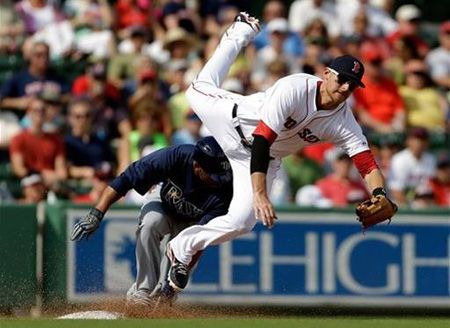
[193,160,204,173]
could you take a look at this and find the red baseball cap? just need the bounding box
[440,21,450,34]
[360,44,383,63]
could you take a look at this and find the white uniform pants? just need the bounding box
[168,25,280,265]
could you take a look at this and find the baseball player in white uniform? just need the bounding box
[165,12,394,291]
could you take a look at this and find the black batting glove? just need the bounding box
[70,208,104,241]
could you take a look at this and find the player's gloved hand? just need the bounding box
[253,192,277,229]
[355,188,397,230]
[70,208,104,241]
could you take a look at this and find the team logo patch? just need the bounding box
[352,61,361,74]
[297,128,320,143]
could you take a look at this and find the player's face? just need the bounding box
[193,161,220,188]
[324,69,358,103]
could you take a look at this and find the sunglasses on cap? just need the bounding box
[328,68,358,90]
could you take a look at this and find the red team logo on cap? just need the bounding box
[352,61,361,73]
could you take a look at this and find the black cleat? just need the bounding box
[166,247,190,291]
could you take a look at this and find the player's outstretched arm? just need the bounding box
[356,168,398,230]
[250,135,277,228]
[252,172,277,228]
[70,186,121,241]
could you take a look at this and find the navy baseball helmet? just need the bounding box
[328,55,365,88]
[193,137,232,185]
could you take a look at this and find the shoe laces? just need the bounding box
[174,262,188,276]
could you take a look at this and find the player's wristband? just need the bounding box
[372,188,387,197]
[90,208,105,221]
[250,135,271,174]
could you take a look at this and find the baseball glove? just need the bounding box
[355,195,398,230]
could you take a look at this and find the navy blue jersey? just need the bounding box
[110,144,233,224]
[0,68,70,99]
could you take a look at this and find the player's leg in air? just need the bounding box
[163,13,264,292]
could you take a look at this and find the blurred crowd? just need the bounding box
[0,0,448,209]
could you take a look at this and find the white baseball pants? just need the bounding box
[168,23,280,265]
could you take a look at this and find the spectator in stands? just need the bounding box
[19,172,46,204]
[114,0,152,37]
[252,18,300,90]
[161,27,199,68]
[9,97,67,189]
[20,86,64,133]
[346,9,390,59]
[72,162,114,204]
[289,0,340,39]
[426,21,450,91]
[386,4,429,58]
[128,65,172,139]
[64,98,113,180]
[172,109,203,145]
[166,60,192,131]
[0,41,70,112]
[429,158,450,207]
[388,127,436,206]
[254,0,303,57]
[399,59,447,131]
[0,0,25,54]
[72,59,120,100]
[301,33,331,76]
[107,26,148,90]
[336,0,397,38]
[64,0,116,59]
[259,58,289,91]
[410,182,436,209]
[282,150,325,202]
[85,67,131,142]
[117,103,168,173]
[15,0,65,36]
[314,152,369,207]
[375,135,402,178]
[384,35,420,86]
[353,45,405,134]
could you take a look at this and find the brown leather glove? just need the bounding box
[356,189,398,230]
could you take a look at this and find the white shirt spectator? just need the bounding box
[288,0,341,37]
[336,0,397,37]
[426,47,450,81]
[388,148,436,193]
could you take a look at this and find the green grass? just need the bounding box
[1,317,449,328]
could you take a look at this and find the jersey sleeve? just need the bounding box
[327,106,370,157]
[256,76,301,136]
[109,146,185,196]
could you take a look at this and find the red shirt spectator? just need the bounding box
[429,159,450,207]
[353,46,405,133]
[9,98,67,188]
[354,75,404,124]
[316,176,368,207]
[10,129,64,172]
[315,153,369,207]
[115,0,152,30]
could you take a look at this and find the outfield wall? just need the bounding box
[0,203,449,310]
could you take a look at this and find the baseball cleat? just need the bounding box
[222,12,260,47]
[166,247,189,291]
[234,12,261,32]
